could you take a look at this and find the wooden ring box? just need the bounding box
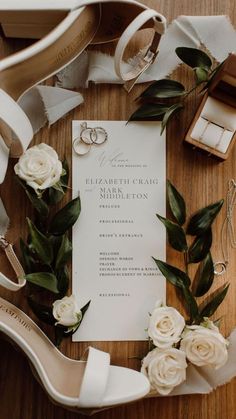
[184,53,236,160]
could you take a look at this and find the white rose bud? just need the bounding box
[53,295,82,327]
[148,300,185,348]
[180,322,228,369]
[141,347,187,395]
[14,143,63,192]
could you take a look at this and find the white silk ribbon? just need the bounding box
[0,86,84,184]
[19,85,84,135]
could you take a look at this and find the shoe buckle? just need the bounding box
[0,235,9,249]
[124,50,159,93]
[124,31,160,93]
[145,30,161,64]
[143,48,159,65]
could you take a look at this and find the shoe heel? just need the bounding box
[0,10,67,39]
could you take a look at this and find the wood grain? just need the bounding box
[1,0,236,418]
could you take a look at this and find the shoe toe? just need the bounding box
[102,365,150,407]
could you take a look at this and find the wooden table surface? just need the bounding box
[1,0,236,418]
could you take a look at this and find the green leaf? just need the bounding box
[186,199,224,236]
[55,234,72,270]
[181,285,199,321]
[52,182,65,194]
[62,159,69,184]
[65,300,91,334]
[193,252,214,297]
[175,47,212,70]
[25,272,59,293]
[27,218,53,265]
[153,259,191,288]
[157,214,187,252]
[28,296,55,325]
[129,104,169,122]
[153,259,197,320]
[55,326,65,347]
[201,61,226,92]
[195,67,209,84]
[48,186,64,206]
[81,300,91,317]
[167,180,186,226]
[49,196,81,236]
[25,190,49,217]
[199,283,229,319]
[188,229,212,263]
[16,177,49,217]
[19,238,35,273]
[49,235,63,258]
[161,103,183,134]
[139,79,186,99]
[48,160,69,205]
[56,266,69,296]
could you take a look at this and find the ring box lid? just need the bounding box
[208,52,236,108]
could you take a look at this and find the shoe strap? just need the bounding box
[0,237,26,291]
[114,9,166,92]
[77,347,110,407]
[0,89,33,158]
[0,135,10,184]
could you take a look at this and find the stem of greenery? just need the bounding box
[129,47,224,131]
[184,251,189,276]
[154,180,228,325]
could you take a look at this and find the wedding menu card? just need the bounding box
[72,121,166,341]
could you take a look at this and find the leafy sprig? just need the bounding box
[154,181,228,324]
[129,47,223,133]
[18,163,88,346]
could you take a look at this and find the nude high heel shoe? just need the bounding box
[0,0,166,182]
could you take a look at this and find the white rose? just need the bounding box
[141,347,187,395]
[14,143,62,192]
[53,295,82,327]
[180,322,228,369]
[148,301,185,348]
